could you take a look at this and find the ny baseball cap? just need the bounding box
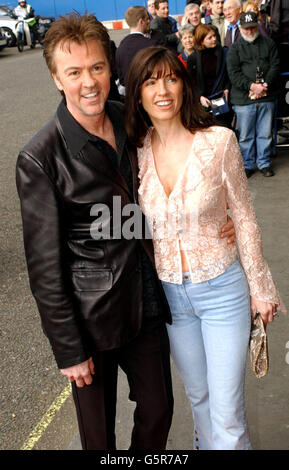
[240,11,258,28]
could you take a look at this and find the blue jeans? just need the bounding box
[233,101,275,170]
[161,260,252,450]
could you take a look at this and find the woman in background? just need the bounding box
[187,24,233,128]
[178,24,196,68]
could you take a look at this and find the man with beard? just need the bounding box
[227,11,280,178]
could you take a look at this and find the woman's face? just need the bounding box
[140,65,183,124]
[202,31,217,48]
[181,32,195,54]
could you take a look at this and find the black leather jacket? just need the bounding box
[16,100,171,369]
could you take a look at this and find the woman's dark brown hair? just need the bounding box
[125,46,213,148]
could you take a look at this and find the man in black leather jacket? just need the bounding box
[16,13,174,451]
[16,13,235,450]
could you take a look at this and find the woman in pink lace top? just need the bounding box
[125,46,286,450]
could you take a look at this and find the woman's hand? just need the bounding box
[251,297,277,328]
[200,96,211,108]
[223,89,229,102]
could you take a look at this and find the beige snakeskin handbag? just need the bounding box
[249,312,269,378]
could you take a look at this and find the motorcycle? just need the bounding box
[15,16,36,51]
[36,15,54,44]
[15,15,54,52]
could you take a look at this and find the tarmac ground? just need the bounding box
[0,31,288,453]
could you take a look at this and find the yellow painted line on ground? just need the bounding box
[21,383,72,450]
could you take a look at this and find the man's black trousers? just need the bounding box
[71,317,174,450]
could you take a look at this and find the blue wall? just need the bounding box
[5,1,185,21]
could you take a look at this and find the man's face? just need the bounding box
[147,0,156,16]
[209,0,224,16]
[223,0,241,24]
[156,1,169,18]
[240,26,258,42]
[187,7,201,27]
[52,39,111,127]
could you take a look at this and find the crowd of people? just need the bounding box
[15,1,287,452]
[113,0,289,178]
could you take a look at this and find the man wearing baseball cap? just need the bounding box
[227,11,280,178]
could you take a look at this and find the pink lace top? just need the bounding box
[137,126,286,313]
